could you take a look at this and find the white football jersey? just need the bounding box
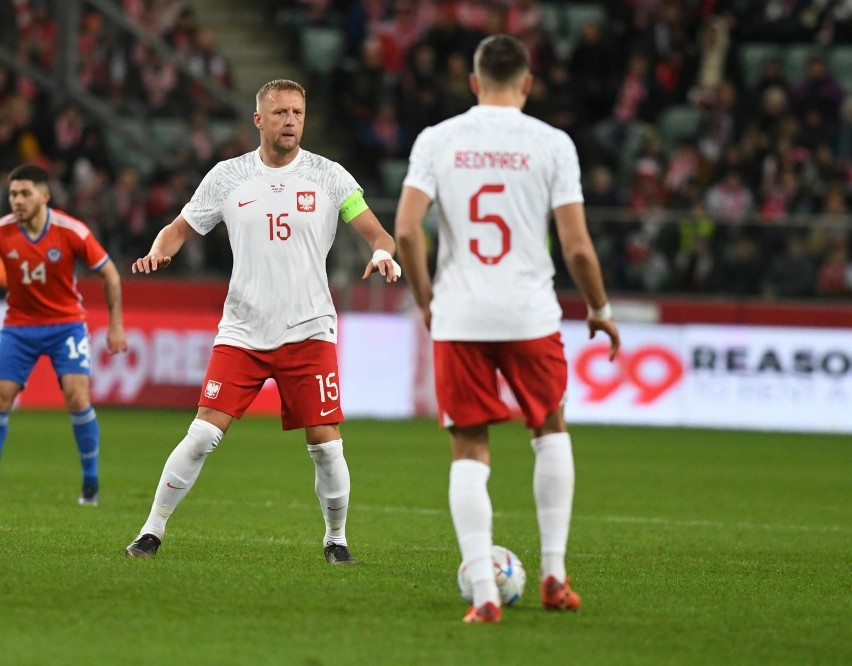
[182,147,361,350]
[404,105,584,341]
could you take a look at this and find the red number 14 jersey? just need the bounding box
[0,208,109,326]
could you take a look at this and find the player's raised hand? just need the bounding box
[132,254,172,274]
[588,318,620,361]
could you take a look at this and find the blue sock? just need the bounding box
[0,411,8,460]
[71,407,99,488]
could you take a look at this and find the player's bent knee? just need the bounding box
[533,411,567,438]
[306,424,342,446]
[184,418,225,458]
[196,406,233,433]
[64,397,92,413]
[59,374,91,408]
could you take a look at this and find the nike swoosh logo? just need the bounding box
[320,406,339,417]
[166,482,186,489]
[328,505,348,512]
[238,200,256,207]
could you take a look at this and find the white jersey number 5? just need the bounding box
[469,184,511,265]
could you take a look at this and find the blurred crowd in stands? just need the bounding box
[277,0,852,299]
[2,0,852,301]
[0,0,243,275]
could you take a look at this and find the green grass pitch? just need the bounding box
[0,409,849,665]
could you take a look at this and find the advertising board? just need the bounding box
[6,307,850,433]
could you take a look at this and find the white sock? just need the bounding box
[450,459,499,607]
[307,439,350,547]
[531,432,575,582]
[138,419,224,540]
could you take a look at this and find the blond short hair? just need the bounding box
[256,79,306,110]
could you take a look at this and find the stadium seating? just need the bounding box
[739,43,782,89]
[379,159,409,197]
[658,105,703,154]
[105,130,154,175]
[150,119,186,152]
[561,2,607,38]
[556,2,607,58]
[783,43,820,85]
[829,45,852,91]
[301,25,346,75]
[209,119,237,146]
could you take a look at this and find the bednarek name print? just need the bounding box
[454,151,531,170]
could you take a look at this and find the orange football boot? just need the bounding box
[540,576,581,611]
[462,601,502,623]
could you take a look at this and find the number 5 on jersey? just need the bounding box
[469,184,511,265]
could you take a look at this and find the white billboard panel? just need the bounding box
[561,322,684,426]
[338,313,415,418]
[681,325,852,432]
[5,305,848,432]
[337,315,852,433]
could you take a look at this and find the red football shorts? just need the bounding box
[198,340,344,430]
[433,332,568,429]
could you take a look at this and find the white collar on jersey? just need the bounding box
[469,104,523,114]
[254,146,305,172]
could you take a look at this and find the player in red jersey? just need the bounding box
[0,164,127,504]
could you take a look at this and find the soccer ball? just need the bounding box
[458,545,527,606]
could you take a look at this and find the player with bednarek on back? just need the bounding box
[124,79,401,564]
[395,35,620,623]
[0,164,128,505]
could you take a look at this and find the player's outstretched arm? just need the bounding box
[349,209,401,283]
[132,215,196,274]
[395,185,433,330]
[554,202,621,361]
[97,259,128,354]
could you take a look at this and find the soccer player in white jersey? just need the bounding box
[395,35,620,623]
[125,79,401,564]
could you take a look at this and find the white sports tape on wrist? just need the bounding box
[371,249,402,278]
[588,303,613,321]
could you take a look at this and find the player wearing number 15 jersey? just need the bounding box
[125,79,401,565]
[395,35,620,623]
[0,164,128,505]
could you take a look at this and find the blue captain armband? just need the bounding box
[339,190,368,223]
